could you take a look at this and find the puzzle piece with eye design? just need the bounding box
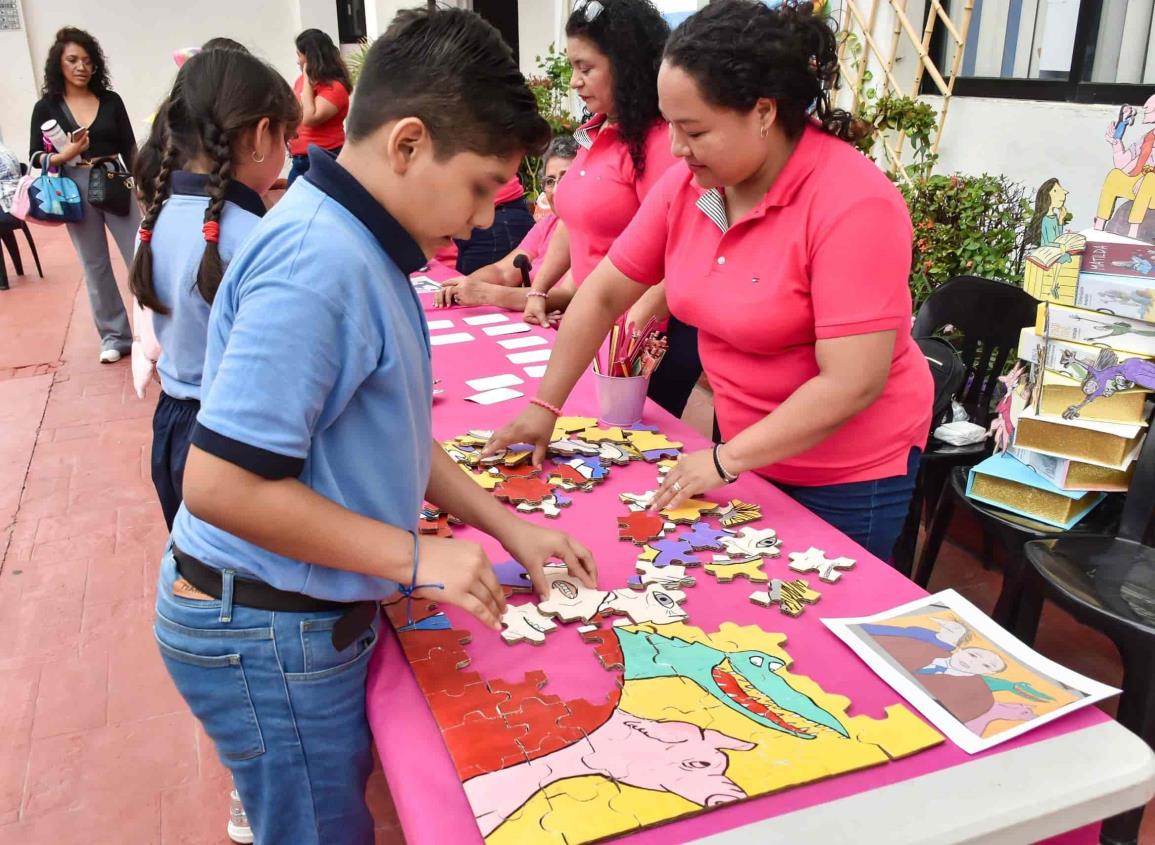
[628,559,696,590]
[500,603,559,645]
[536,573,612,623]
[716,499,762,528]
[495,477,554,506]
[719,526,782,559]
[617,512,668,545]
[603,583,688,625]
[703,554,768,583]
[787,547,856,583]
[749,578,821,617]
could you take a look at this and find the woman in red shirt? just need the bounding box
[525,0,702,418]
[288,29,351,185]
[490,0,932,562]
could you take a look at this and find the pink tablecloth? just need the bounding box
[367,299,1104,844]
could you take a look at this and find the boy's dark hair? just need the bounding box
[42,27,111,98]
[664,0,860,143]
[295,28,353,93]
[347,8,550,160]
[130,49,300,314]
[566,0,669,177]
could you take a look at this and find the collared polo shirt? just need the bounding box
[172,147,433,602]
[551,114,677,285]
[148,171,266,401]
[517,213,560,280]
[609,125,932,487]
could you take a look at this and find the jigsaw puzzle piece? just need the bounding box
[495,477,554,505]
[749,578,821,617]
[617,512,667,545]
[704,554,769,583]
[626,430,683,454]
[661,498,721,524]
[619,490,656,511]
[501,602,559,646]
[541,779,639,845]
[682,521,728,551]
[855,704,946,759]
[719,526,781,559]
[604,583,688,625]
[537,572,611,623]
[577,625,627,673]
[597,442,634,465]
[629,559,696,590]
[649,536,699,567]
[442,710,531,780]
[516,494,572,518]
[787,547,856,583]
[508,696,582,756]
[552,416,599,439]
[578,425,630,444]
[459,462,500,489]
[427,681,511,730]
[491,462,541,481]
[548,437,601,457]
[716,499,762,528]
[490,670,563,714]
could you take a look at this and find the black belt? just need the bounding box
[173,546,377,651]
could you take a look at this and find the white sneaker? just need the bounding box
[98,349,122,364]
[227,790,254,844]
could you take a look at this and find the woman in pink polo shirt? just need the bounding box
[490,0,932,561]
[525,0,702,417]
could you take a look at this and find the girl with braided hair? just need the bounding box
[129,48,299,532]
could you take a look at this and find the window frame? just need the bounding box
[921,0,1154,103]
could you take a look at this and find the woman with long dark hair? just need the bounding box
[490,0,932,562]
[288,28,352,185]
[524,0,703,418]
[29,27,140,362]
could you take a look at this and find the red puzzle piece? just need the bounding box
[494,477,553,506]
[617,512,666,545]
[427,681,511,729]
[491,463,541,481]
[548,464,589,487]
[441,710,530,779]
[505,697,578,756]
[490,670,562,716]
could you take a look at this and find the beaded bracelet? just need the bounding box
[530,397,562,417]
[526,291,548,299]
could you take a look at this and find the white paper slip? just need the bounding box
[411,275,441,292]
[463,314,509,326]
[507,349,552,364]
[429,332,475,346]
[498,336,548,350]
[426,319,454,331]
[524,365,548,378]
[484,323,533,337]
[466,374,524,392]
[466,387,524,405]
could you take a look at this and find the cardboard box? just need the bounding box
[1007,445,1135,492]
[967,452,1105,529]
[1026,231,1155,321]
[1037,303,1155,358]
[1013,408,1147,469]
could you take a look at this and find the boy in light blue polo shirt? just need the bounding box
[153,10,596,844]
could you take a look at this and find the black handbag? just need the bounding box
[87,158,133,216]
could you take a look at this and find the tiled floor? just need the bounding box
[0,226,1149,843]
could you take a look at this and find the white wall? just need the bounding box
[927,95,1124,230]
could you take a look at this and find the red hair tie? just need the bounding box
[138,228,152,243]
[202,221,221,244]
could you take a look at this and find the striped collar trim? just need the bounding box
[696,189,728,233]
[574,114,609,150]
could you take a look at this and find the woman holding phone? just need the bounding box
[30,27,140,363]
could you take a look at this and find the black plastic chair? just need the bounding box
[911,463,1122,640]
[892,276,1040,574]
[1023,425,1155,845]
[0,212,44,291]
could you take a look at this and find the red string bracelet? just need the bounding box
[530,397,561,417]
[202,221,220,244]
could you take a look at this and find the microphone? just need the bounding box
[513,254,532,287]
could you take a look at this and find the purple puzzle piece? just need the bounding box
[684,522,728,551]
[493,559,531,591]
[650,536,698,568]
[552,491,573,507]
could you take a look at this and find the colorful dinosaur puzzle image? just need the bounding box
[387,598,943,845]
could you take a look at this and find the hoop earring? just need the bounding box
[759,124,768,139]
[251,150,265,163]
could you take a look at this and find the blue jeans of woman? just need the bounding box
[776,447,921,562]
[153,550,378,844]
[287,145,342,187]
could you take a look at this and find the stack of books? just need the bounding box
[968,230,1153,528]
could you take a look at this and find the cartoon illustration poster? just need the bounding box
[823,590,1118,754]
[1097,94,1155,242]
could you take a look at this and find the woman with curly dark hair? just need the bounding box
[288,28,352,185]
[490,0,932,563]
[524,0,702,418]
[29,27,140,363]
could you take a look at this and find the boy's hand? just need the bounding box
[483,403,556,466]
[412,536,506,630]
[499,520,596,599]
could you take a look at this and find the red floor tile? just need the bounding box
[30,651,108,740]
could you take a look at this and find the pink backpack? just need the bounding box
[9,172,34,221]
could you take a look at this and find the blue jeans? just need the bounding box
[287,146,341,187]
[777,447,921,562]
[454,198,536,275]
[153,550,378,844]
